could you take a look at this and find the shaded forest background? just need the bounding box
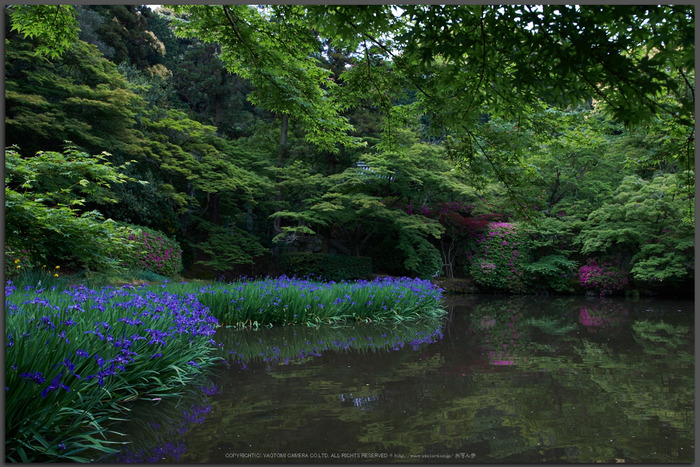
[4,5,695,297]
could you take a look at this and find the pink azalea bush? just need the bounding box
[578,258,628,296]
[467,222,531,292]
[118,225,183,277]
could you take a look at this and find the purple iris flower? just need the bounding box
[41,373,70,397]
[20,371,45,385]
[54,357,76,373]
[86,363,117,387]
[95,355,105,368]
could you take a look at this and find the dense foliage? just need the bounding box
[4,7,693,462]
[467,222,531,293]
[4,5,694,297]
[282,253,372,282]
[5,146,136,274]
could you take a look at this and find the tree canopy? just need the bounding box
[4,4,694,295]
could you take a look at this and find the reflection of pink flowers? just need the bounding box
[578,305,629,334]
[471,312,526,366]
[488,350,516,365]
[492,359,514,366]
[579,308,604,327]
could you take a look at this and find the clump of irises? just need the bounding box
[5,281,220,462]
[170,275,446,328]
[5,275,445,462]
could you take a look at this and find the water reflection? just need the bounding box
[105,295,693,463]
[578,302,630,336]
[216,319,445,369]
[101,382,219,463]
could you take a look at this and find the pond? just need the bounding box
[106,294,694,463]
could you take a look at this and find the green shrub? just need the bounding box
[5,147,139,274]
[396,235,443,279]
[282,253,372,281]
[524,254,578,293]
[195,223,268,271]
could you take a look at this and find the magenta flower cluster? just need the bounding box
[123,227,183,277]
[467,222,530,292]
[391,200,492,237]
[578,259,629,296]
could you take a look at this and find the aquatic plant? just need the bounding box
[5,282,220,462]
[5,275,444,461]
[166,275,446,327]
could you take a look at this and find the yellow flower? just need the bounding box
[14,259,19,264]
[55,265,60,269]
[54,273,59,277]
[16,265,21,269]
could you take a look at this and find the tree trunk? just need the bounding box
[272,114,289,255]
[208,192,220,224]
[214,97,223,128]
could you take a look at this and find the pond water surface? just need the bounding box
[108,294,694,463]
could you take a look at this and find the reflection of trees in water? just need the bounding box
[452,296,693,462]
[105,297,693,463]
[578,335,693,442]
[467,297,532,366]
